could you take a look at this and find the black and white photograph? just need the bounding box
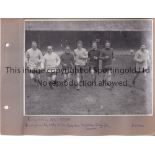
[24,19,153,115]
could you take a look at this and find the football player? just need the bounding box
[74,41,88,90]
[61,45,74,89]
[132,44,150,86]
[100,41,114,89]
[25,41,43,83]
[88,41,100,81]
[42,45,61,89]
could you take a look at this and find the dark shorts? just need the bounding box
[62,66,73,74]
[46,70,57,77]
[75,65,88,74]
[62,66,73,70]
[89,66,99,73]
[102,65,112,73]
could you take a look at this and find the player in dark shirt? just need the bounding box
[100,41,114,89]
[88,41,100,81]
[61,45,74,89]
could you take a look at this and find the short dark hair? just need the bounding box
[32,41,37,44]
[105,40,110,44]
[92,41,97,44]
[77,40,83,44]
[65,44,70,48]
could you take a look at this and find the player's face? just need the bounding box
[92,42,97,49]
[47,46,53,54]
[141,45,146,51]
[130,49,134,55]
[65,46,71,54]
[77,43,83,49]
[32,42,37,50]
[105,42,111,49]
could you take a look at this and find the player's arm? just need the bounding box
[134,52,139,62]
[60,55,67,67]
[73,49,77,60]
[87,51,91,63]
[99,50,106,60]
[146,50,151,69]
[147,50,151,64]
[71,54,75,67]
[25,50,30,68]
[83,49,88,59]
[93,54,99,60]
[80,49,88,59]
[41,55,46,70]
[134,51,143,63]
[112,49,115,61]
[56,54,61,67]
[99,51,108,60]
[38,50,43,63]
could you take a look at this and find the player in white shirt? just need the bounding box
[25,41,43,82]
[132,44,150,86]
[42,46,61,88]
[74,40,88,90]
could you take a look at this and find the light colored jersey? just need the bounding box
[134,49,150,70]
[42,52,61,70]
[74,48,88,66]
[25,48,43,69]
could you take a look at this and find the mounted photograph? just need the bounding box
[24,19,153,116]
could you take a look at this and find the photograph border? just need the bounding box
[24,18,153,117]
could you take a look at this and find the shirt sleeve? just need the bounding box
[56,54,61,66]
[71,54,75,64]
[60,54,64,61]
[147,50,151,63]
[100,50,105,60]
[82,49,88,58]
[25,50,30,64]
[41,55,46,69]
[111,48,114,59]
[134,51,142,62]
[73,49,77,58]
[38,50,43,62]
[60,54,65,66]
[88,50,91,58]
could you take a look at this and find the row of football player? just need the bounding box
[25,40,150,90]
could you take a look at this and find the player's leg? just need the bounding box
[65,73,71,89]
[36,72,41,80]
[46,72,52,88]
[62,66,69,88]
[29,67,41,84]
[102,66,106,80]
[67,72,71,81]
[107,70,112,82]
[62,73,69,89]
[103,67,108,80]
[35,73,41,88]
[75,65,81,90]
[76,73,81,90]
[35,72,41,84]
[105,67,112,89]
[80,66,84,82]
[132,63,142,86]
[29,73,35,80]
[132,73,140,86]
[64,73,67,81]
[90,67,96,81]
[29,67,36,82]
[51,74,57,88]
